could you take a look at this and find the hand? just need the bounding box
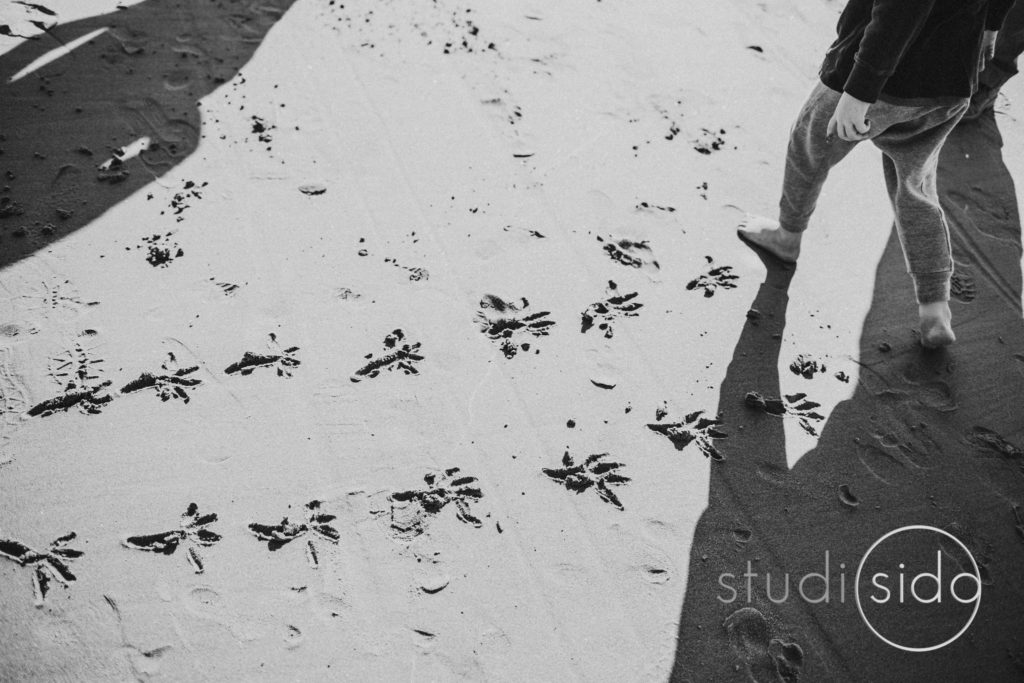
[826,92,871,142]
[980,30,998,73]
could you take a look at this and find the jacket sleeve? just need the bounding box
[844,0,938,103]
[987,0,1017,30]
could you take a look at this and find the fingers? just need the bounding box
[826,115,837,143]
[832,116,870,142]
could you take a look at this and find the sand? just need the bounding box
[1,0,1022,681]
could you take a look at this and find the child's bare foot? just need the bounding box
[737,216,801,263]
[919,301,955,348]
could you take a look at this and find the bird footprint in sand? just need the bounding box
[225,333,300,378]
[249,500,340,569]
[123,503,222,574]
[788,354,827,380]
[745,391,826,437]
[29,333,116,417]
[122,352,202,403]
[476,294,555,359]
[581,281,642,339]
[27,380,114,417]
[351,328,424,382]
[597,235,660,274]
[387,468,483,540]
[687,256,738,297]
[647,408,728,461]
[542,451,631,510]
[0,532,82,606]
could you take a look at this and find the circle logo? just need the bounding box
[855,525,981,652]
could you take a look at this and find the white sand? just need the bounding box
[2,0,1021,680]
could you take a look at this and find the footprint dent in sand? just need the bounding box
[838,484,860,509]
[596,235,660,273]
[950,269,977,303]
[224,333,300,378]
[686,256,738,298]
[30,331,113,417]
[646,407,727,461]
[580,280,643,339]
[0,532,82,606]
[298,183,326,196]
[248,500,340,569]
[542,451,630,510]
[385,468,484,541]
[350,329,423,382]
[475,295,555,359]
[723,607,804,683]
[122,503,222,574]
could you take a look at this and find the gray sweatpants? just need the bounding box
[779,81,969,304]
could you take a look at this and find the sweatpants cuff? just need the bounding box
[913,271,951,304]
[778,214,810,234]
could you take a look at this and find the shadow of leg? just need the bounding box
[671,110,1024,683]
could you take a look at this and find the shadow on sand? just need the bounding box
[0,0,297,270]
[671,110,1024,682]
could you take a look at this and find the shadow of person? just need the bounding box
[669,109,1024,682]
[0,0,297,270]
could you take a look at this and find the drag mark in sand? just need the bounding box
[210,279,243,296]
[13,275,98,322]
[0,349,29,463]
[476,295,555,359]
[581,281,642,339]
[122,503,222,574]
[542,451,630,510]
[745,391,825,437]
[351,329,423,382]
[249,500,340,569]
[686,256,738,297]
[122,353,202,403]
[387,468,483,540]
[597,235,660,274]
[965,425,1023,459]
[647,408,727,461]
[0,532,82,606]
[225,333,300,378]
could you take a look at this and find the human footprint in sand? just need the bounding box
[739,0,1016,348]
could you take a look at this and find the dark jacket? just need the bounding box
[819,0,1017,103]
